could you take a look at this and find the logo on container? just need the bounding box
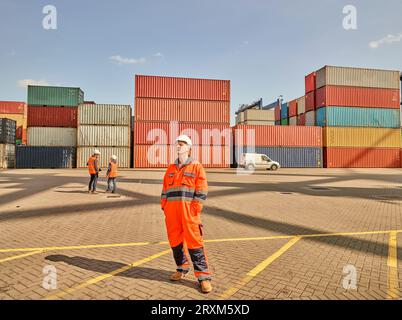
[42,5,57,30]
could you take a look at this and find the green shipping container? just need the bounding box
[28,86,84,107]
[280,118,288,126]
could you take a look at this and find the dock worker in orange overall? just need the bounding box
[87,150,101,194]
[106,155,118,193]
[161,135,212,293]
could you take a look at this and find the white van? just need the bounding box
[239,153,281,171]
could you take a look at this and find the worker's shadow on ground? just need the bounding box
[45,254,198,290]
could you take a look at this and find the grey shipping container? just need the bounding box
[77,125,130,147]
[16,146,76,168]
[0,118,16,144]
[233,146,323,168]
[0,144,16,168]
[27,127,77,147]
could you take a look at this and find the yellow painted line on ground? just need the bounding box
[219,236,301,300]
[2,229,402,254]
[44,249,171,300]
[0,250,43,264]
[387,231,399,299]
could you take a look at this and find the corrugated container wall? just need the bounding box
[0,144,15,168]
[316,107,400,128]
[78,104,131,125]
[77,147,130,168]
[241,121,275,126]
[305,91,315,111]
[305,72,316,93]
[0,118,16,144]
[281,103,288,119]
[315,66,400,90]
[297,96,306,115]
[288,100,298,117]
[323,127,401,148]
[281,119,288,126]
[275,106,281,121]
[28,86,84,107]
[135,75,230,101]
[0,101,26,114]
[297,114,306,126]
[77,125,130,147]
[305,111,315,126]
[28,106,78,127]
[27,127,77,147]
[243,109,275,121]
[135,98,230,123]
[289,117,297,126]
[16,146,76,168]
[315,86,400,109]
[235,146,323,168]
[233,125,322,147]
[324,148,400,168]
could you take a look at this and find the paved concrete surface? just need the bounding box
[1,168,402,300]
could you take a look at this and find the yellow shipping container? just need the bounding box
[0,113,27,128]
[323,127,401,148]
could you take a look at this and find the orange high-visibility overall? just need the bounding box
[87,156,98,174]
[161,157,211,281]
[108,162,118,178]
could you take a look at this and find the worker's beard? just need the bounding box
[177,145,190,164]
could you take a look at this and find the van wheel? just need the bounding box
[270,164,278,171]
[246,164,254,171]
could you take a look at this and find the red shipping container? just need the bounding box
[305,91,315,112]
[0,101,26,114]
[135,75,230,101]
[233,125,322,147]
[134,121,231,145]
[297,114,306,126]
[275,106,281,121]
[28,106,78,127]
[324,147,400,168]
[16,126,23,139]
[288,99,298,117]
[305,72,316,94]
[134,144,230,168]
[135,98,230,123]
[316,86,400,109]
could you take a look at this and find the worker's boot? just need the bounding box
[92,190,98,194]
[200,280,212,293]
[170,271,185,281]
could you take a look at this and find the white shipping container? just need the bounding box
[27,127,77,147]
[316,66,401,90]
[77,147,130,168]
[0,144,15,168]
[77,125,130,147]
[289,117,297,126]
[305,111,315,126]
[78,104,131,126]
[297,96,306,115]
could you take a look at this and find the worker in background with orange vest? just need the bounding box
[87,150,101,194]
[106,155,118,193]
[161,135,212,294]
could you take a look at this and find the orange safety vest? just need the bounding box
[87,156,98,174]
[108,162,118,178]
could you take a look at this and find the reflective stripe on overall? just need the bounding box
[161,157,211,281]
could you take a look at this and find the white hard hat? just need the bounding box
[111,155,117,160]
[94,149,101,155]
[175,135,192,146]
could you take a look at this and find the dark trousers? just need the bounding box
[89,174,98,191]
[107,177,116,192]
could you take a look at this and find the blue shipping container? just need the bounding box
[281,103,288,119]
[16,147,76,168]
[316,107,400,128]
[233,146,323,168]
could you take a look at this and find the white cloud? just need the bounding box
[153,52,164,58]
[109,55,146,65]
[17,79,50,88]
[369,33,402,49]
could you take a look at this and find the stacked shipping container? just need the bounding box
[21,86,84,168]
[235,109,275,125]
[134,75,231,168]
[0,118,16,168]
[77,104,131,168]
[0,101,27,144]
[313,66,401,168]
[233,125,323,168]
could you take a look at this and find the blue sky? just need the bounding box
[1,0,401,125]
